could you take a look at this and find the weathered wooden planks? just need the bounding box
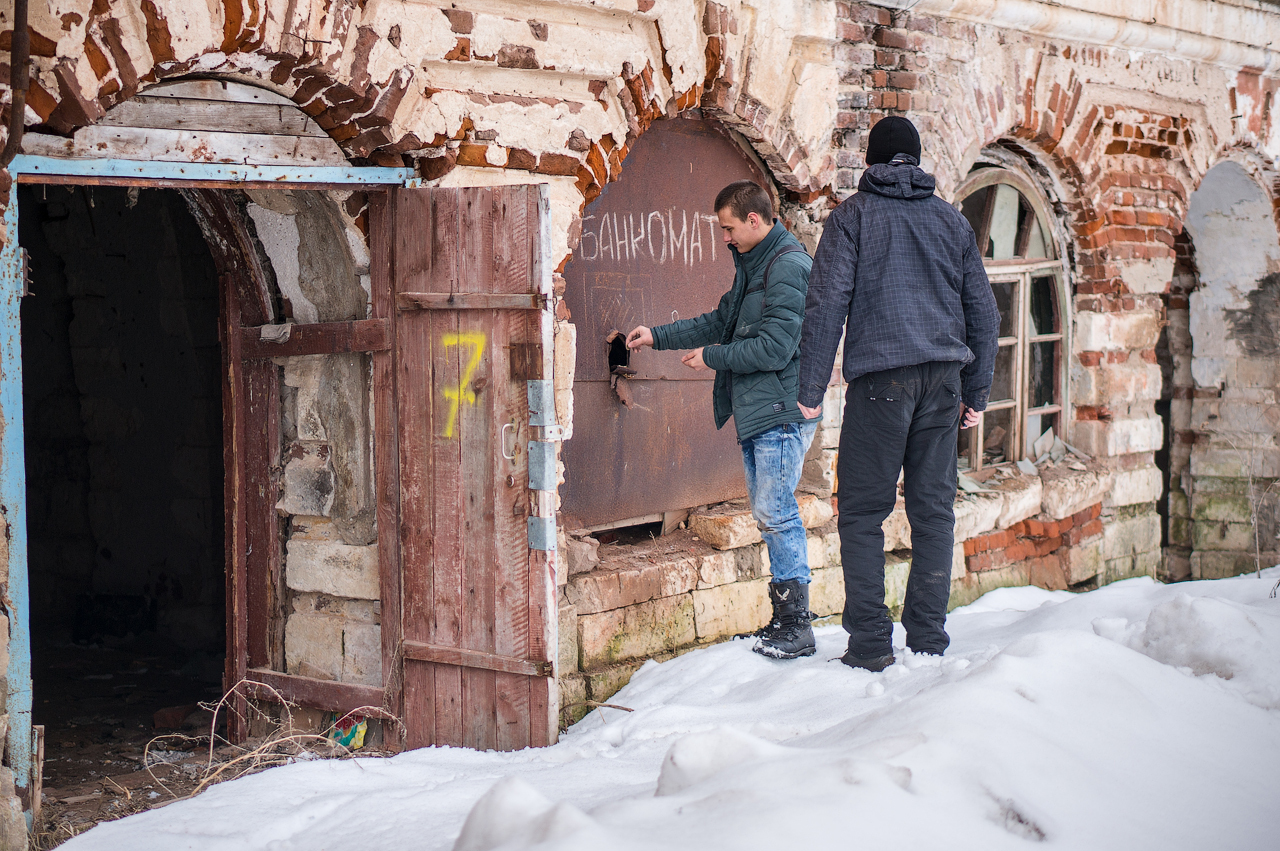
[239,318,391,359]
[370,192,405,749]
[395,292,546,311]
[385,185,555,751]
[244,669,384,715]
[23,78,345,168]
[23,126,345,166]
[140,79,296,106]
[99,97,318,136]
[402,640,552,677]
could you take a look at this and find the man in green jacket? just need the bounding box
[626,180,818,659]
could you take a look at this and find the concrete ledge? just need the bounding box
[692,579,771,640]
[949,562,1031,611]
[577,595,696,669]
[566,554,699,615]
[1061,537,1105,585]
[1104,512,1162,561]
[1040,465,1114,520]
[688,495,834,550]
[1191,550,1274,579]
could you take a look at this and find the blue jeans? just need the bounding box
[740,420,818,584]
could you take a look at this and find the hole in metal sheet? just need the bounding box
[606,330,633,376]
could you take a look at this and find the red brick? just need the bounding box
[967,552,994,571]
[888,71,920,89]
[873,28,909,50]
[1005,541,1033,562]
[1029,555,1068,591]
[1078,351,1103,367]
[1034,536,1063,557]
[837,21,865,41]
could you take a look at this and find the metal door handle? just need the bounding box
[501,422,517,460]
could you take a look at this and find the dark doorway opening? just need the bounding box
[19,184,227,823]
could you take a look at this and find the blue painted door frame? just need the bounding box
[0,156,413,824]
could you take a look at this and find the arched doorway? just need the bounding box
[1182,160,1280,579]
[6,77,560,829]
[559,117,773,531]
[7,77,401,823]
[20,181,229,800]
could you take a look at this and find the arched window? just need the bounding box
[955,167,1067,469]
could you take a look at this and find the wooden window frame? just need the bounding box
[955,168,1070,470]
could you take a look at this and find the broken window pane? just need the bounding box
[1029,275,1058,335]
[991,344,1016,403]
[1022,213,1049,259]
[988,184,1021,260]
[1029,340,1057,408]
[961,186,990,248]
[983,407,1013,465]
[990,279,1017,337]
[1025,411,1057,458]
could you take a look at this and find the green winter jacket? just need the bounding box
[651,221,813,441]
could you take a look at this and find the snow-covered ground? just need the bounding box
[66,569,1280,851]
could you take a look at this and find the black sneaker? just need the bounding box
[839,650,896,672]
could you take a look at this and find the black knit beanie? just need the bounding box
[865,116,921,165]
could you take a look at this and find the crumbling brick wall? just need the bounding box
[2,0,1280,796]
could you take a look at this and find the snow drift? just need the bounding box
[65,570,1280,851]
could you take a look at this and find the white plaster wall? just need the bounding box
[1185,161,1280,389]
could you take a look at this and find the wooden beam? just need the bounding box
[240,318,391,359]
[396,292,547,311]
[402,640,553,678]
[24,126,347,167]
[139,79,297,106]
[99,98,319,136]
[370,192,405,750]
[10,153,412,186]
[244,668,386,715]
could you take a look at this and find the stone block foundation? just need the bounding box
[559,458,1161,719]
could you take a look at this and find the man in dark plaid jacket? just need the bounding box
[796,116,999,672]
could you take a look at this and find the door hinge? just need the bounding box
[528,440,556,491]
[528,380,557,427]
[528,516,556,551]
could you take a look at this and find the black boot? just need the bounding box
[753,580,816,659]
[839,649,896,672]
[735,588,816,641]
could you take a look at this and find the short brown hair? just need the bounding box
[714,180,772,223]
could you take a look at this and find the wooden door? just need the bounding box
[372,184,558,750]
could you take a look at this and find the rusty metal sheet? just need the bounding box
[560,117,767,528]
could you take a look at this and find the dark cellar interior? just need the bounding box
[19,184,229,831]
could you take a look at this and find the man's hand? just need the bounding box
[961,405,982,430]
[626,326,654,350]
[797,402,822,419]
[681,347,709,371]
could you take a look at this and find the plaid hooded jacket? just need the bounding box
[797,159,999,411]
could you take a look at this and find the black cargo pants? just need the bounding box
[837,361,961,658]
